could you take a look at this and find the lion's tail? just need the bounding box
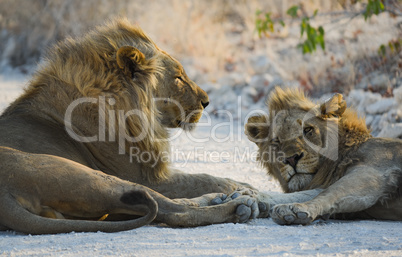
[0,190,158,234]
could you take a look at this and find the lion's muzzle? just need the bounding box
[283,152,304,171]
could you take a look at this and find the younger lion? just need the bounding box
[246,87,402,225]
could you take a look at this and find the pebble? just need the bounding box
[365,99,396,115]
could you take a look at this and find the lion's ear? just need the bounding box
[320,93,346,118]
[245,115,269,144]
[116,46,146,78]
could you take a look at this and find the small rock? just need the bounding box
[249,55,271,74]
[370,74,391,92]
[347,90,382,115]
[383,107,402,124]
[365,115,374,126]
[393,86,402,104]
[356,76,370,90]
[241,86,258,97]
[377,123,402,138]
[249,74,274,91]
[379,113,390,129]
[207,85,238,116]
[217,72,247,88]
[369,115,382,135]
[240,86,259,107]
[200,82,221,94]
[365,99,396,115]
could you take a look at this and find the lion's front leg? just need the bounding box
[271,166,393,225]
[175,193,229,207]
[153,195,258,227]
[149,191,259,226]
[147,169,254,199]
[254,189,323,218]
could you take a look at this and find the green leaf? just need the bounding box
[389,42,395,53]
[379,1,385,11]
[318,35,325,50]
[364,0,385,20]
[308,25,316,37]
[364,0,373,19]
[279,20,285,27]
[269,23,274,32]
[318,26,325,36]
[307,41,314,52]
[300,19,308,36]
[313,9,318,17]
[287,5,299,18]
[303,43,310,54]
[309,40,316,51]
[373,2,378,14]
[257,28,262,37]
[395,40,401,52]
[378,44,386,56]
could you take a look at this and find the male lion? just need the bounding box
[0,18,258,234]
[246,87,402,225]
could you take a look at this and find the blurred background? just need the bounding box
[0,0,401,137]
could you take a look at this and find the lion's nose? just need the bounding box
[201,101,209,109]
[283,152,304,170]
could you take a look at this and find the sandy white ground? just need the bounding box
[1,75,402,257]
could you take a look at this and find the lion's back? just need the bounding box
[353,137,402,170]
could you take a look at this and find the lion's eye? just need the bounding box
[176,76,184,82]
[303,127,313,135]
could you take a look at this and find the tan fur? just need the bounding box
[268,87,316,113]
[3,19,169,180]
[246,87,402,225]
[0,18,259,234]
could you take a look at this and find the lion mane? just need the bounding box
[3,18,169,181]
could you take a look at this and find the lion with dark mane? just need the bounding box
[246,87,402,225]
[0,18,259,234]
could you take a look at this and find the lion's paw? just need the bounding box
[210,188,256,205]
[271,203,313,225]
[230,188,258,199]
[210,190,260,222]
[234,196,259,222]
[178,193,229,207]
[256,201,270,218]
[211,189,264,222]
[229,189,272,219]
[210,193,228,205]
